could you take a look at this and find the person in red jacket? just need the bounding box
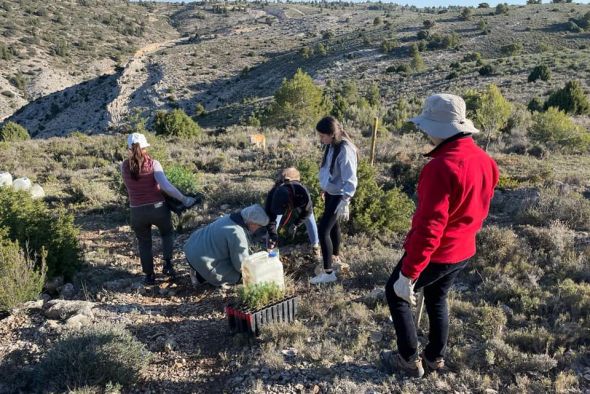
[381,94,499,378]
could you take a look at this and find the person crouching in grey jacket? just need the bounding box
[183,204,269,287]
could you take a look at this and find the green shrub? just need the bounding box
[529,107,590,152]
[528,65,551,82]
[0,235,46,312]
[517,186,590,231]
[297,158,324,219]
[527,97,544,112]
[460,7,473,21]
[557,279,590,319]
[478,64,495,76]
[474,84,512,150]
[0,121,29,142]
[410,44,425,72]
[380,39,398,53]
[462,52,481,62]
[474,304,507,340]
[350,161,414,235]
[32,323,151,392]
[263,69,332,128]
[543,80,590,115]
[194,102,206,116]
[165,165,201,194]
[154,108,202,138]
[0,188,82,279]
[500,42,523,57]
[427,32,460,50]
[495,3,509,14]
[238,282,285,310]
[423,20,435,28]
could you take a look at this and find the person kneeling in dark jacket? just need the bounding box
[265,167,320,261]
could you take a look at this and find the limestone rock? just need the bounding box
[65,314,92,329]
[44,300,94,320]
[30,184,45,199]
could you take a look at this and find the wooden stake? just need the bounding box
[370,116,378,166]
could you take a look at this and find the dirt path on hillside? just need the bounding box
[106,37,189,128]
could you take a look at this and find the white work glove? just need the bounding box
[182,196,196,208]
[393,273,416,307]
[335,199,350,222]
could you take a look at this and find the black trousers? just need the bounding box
[130,202,174,275]
[318,193,342,270]
[385,256,469,361]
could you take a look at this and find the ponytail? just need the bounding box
[129,143,146,180]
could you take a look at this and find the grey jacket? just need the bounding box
[183,213,251,286]
[319,140,358,199]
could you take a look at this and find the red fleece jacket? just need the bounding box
[401,135,499,280]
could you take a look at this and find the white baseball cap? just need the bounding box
[409,94,480,139]
[127,132,150,149]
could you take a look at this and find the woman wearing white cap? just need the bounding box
[381,94,499,377]
[121,132,196,285]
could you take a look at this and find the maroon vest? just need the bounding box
[121,158,165,207]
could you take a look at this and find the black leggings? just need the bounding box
[385,256,468,361]
[318,193,342,270]
[130,202,174,275]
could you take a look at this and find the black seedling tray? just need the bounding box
[225,295,299,336]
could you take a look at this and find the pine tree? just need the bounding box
[410,44,425,72]
[264,69,332,128]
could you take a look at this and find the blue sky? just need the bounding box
[150,0,590,5]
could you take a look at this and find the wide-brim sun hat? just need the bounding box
[127,132,150,149]
[409,94,480,140]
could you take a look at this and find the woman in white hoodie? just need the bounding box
[310,116,358,285]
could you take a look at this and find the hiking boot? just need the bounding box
[162,261,175,277]
[309,271,337,285]
[420,352,445,371]
[143,273,156,286]
[380,350,424,378]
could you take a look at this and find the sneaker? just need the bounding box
[309,271,337,285]
[420,352,445,371]
[143,273,156,286]
[380,350,424,378]
[162,261,175,277]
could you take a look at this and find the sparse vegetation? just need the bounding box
[32,323,151,392]
[0,188,82,279]
[0,121,29,141]
[0,236,46,312]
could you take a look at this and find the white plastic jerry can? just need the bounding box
[0,172,12,187]
[241,250,285,290]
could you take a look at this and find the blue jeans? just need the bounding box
[276,213,320,246]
